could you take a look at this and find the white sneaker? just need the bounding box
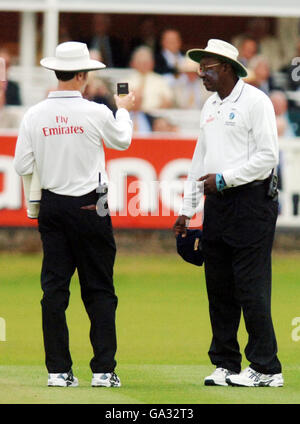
[91,372,121,387]
[48,370,79,387]
[226,366,284,387]
[204,367,237,386]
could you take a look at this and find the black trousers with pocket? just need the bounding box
[38,189,117,374]
[202,182,282,375]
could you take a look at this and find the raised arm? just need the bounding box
[101,92,135,151]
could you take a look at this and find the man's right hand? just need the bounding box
[173,215,190,237]
[114,92,135,111]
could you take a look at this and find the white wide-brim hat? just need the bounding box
[187,39,248,77]
[40,41,106,72]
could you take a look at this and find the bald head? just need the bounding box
[130,46,154,74]
[239,38,257,60]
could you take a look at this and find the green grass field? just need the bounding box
[1,251,300,404]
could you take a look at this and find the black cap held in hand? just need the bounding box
[176,229,204,267]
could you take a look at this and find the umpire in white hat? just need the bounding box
[174,39,283,387]
[14,41,135,387]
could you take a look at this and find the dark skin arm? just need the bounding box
[173,174,218,236]
[173,215,190,237]
[198,173,218,194]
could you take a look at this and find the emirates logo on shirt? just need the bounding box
[42,115,84,137]
[42,126,84,136]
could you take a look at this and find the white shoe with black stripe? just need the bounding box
[226,366,284,387]
[91,372,121,387]
[204,367,237,386]
[48,370,79,387]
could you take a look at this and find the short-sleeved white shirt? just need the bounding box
[180,79,279,218]
[14,91,133,196]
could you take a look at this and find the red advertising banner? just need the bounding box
[0,134,203,228]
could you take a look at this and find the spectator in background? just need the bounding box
[0,86,21,128]
[129,90,153,134]
[152,116,178,133]
[84,74,116,112]
[269,91,298,216]
[248,55,276,95]
[238,38,258,67]
[88,14,125,67]
[269,91,297,213]
[59,25,72,44]
[0,47,21,105]
[128,46,174,113]
[232,18,283,71]
[154,29,185,80]
[83,49,116,112]
[173,57,212,109]
[279,38,300,137]
[128,16,159,61]
[283,38,300,91]
[269,90,296,137]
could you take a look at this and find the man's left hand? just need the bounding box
[198,174,218,194]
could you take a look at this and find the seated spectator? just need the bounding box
[152,116,179,133]
[278,38,300,136]
[154,29,185,79]
[84,74,116,112]
[0,86,22,128]
[270,90,297,137]
[0,47,21,105]
[128,16,159,61]
[282,38,300,91]
[232,17,283,71]
[128,46,174,113]
[173,58,212,109]
[88,14,125,67]
[271,90,299,216]
[83,49,116,112]
[130,90,153,134]
[248,55,276,95]
[238,37,258,67]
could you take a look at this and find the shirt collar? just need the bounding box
[47,91,82,99]
[212,78,245,105]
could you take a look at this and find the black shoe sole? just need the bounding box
[226,382,247,387]
[204,380,228,386]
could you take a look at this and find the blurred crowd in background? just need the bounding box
[1,15,300,137]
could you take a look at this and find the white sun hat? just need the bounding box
[187,39,248,77]
[40,41,106,72]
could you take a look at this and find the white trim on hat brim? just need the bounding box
[187,48,248,77]
[40,57,106,72]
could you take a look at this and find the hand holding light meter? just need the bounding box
[114,83,135,110]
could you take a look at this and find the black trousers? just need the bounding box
[202,182,282,374]
[38,189,117,374]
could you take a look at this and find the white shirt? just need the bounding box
[180,79,279,218]
[162,49,184,69]
[14,91,133,196]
